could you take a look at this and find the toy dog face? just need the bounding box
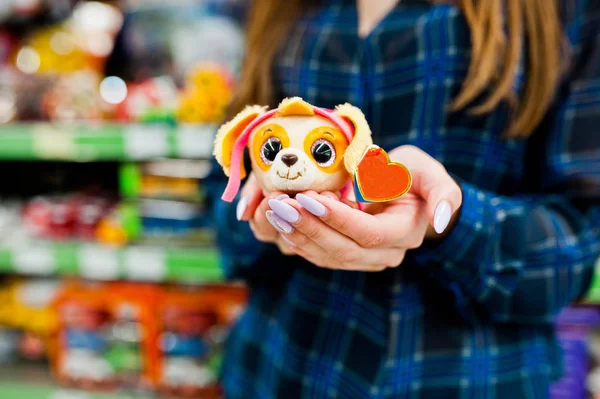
[213,97,374,201]
[249,116,349,194]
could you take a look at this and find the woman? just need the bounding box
[206,0,600,397]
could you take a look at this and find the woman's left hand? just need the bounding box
[265,145,463,271]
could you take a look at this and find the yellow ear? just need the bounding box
[334,103,373,174]
[277,97,315,117]
[213,105,267,177]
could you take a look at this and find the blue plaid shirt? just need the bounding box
[206,0,600,397]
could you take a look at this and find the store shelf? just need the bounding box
[0,363,153,399]
[0,123,217,161]
[0,242,224,283]
[0,385,151,399]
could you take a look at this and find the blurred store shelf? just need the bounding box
[0,123,217,161]
[0,242,223,283]
[0,363,153,399]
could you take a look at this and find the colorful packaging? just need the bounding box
[23,194,114,241]
[156,285,247,398]
[104,283,162,391]
[53,282,117,390]
[53,282,161,392]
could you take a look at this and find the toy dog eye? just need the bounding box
[311,139,336,167]
[260,137,282,165]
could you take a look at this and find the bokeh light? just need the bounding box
[100,76,128,105]
[50,32,75,55]
[16,47,41,74]
[72,2,123,33]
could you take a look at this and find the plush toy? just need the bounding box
[213,97,412,204]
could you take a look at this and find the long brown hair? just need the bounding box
[231,0,563,138]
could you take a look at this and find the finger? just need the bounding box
[320,191,340,200]
[249,193,290,241]
[283,232,332,265]
[276,236,297,256]
[293,192,411,248]
[277,204,363,260]
[271,199,409,268]
[389,146,462,234]
[252,192,290,236]
[310,190,359,209]
[288,233,407,271]
[249,220,276,243]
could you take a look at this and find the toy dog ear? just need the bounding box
[213,105,267,178]
[334,103,374,174]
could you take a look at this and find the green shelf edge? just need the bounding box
[0,242,224,283]
[0,123,217,161]
[0,383,153,399]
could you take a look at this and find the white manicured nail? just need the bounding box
[433,200,452,234]
[236,196,249,221]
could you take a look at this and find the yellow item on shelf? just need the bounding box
[176,66,233,123]
[96,217,129,247]
[0,279,60,337]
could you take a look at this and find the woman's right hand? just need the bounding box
[236,173,296,255]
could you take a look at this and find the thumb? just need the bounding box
[418,169,462,235]
[390,146,462,234]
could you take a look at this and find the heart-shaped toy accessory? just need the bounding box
[353,146,412,203]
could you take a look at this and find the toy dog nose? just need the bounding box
[281,154,298,167]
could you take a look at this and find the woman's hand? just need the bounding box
[265,146,463,270]
[236,173,296,255]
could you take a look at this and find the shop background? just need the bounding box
[0,1,595,398]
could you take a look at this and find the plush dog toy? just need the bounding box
[213,97,411,204]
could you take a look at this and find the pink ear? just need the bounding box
[221,109,278,202]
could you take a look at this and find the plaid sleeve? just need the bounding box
[411,4,600,324]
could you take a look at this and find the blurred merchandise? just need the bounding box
[177,65,233,124]
[54,282,161,392]
[0,278,62,361]
[0,327,20,364]
[95,202,141,247]
[121,160,211,202]
[54,282,118,390]
[114,76,177,123]
[0,0,79,24]
[106,1,244,83]
[50,281,247,396]
[551,306,600,399]
[23,193,115,241]
[11,2,123,75]
[157,285,246,398]
[41,69,110,121]
[140,199,206,238]
[0,31,16,64]
[0,1,246,397]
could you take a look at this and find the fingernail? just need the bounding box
[281,236,296,247]
[266,210,294,234]
[434,200,452,234]
[236,196,248,221]
[296,194,327,217]
[276,194,290,201]
[268,199,300,224]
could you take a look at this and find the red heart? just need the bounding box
[355,147,411,202]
